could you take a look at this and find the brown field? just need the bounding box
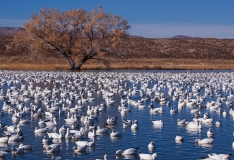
[1,56,234,70]
[1,34,234,70]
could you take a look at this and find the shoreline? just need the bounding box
[1,58,234,71]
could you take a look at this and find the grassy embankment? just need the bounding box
[0,56,234,70]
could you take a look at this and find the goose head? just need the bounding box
[115,150,122,156]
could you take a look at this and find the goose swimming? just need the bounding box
[110,129,122,137]
[73,145,87,153]
[208,153,231,160]
[115,147,140,156]
[207,129,214,137]
[51,155,63,160]
[139,153,157,160]
[148,141,156,149]
[195,138,214,144]
[175,135,183,141]
[75,139,95,148]
[152,120,163,125]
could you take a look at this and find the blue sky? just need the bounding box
[1,0,234,38]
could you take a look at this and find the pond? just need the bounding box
[0,70,233,160]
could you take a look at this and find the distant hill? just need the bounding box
[171,35,200,39]
[0,27,25,35]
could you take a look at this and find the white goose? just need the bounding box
[115,147,140,156]
[207,129,214,137]
[106,116,118,124]
[177,119,188,126]
[45,117,57,127]
[11,147,24,155]
[170,107,178,114]
[148,141,156,149]
[110,129,122,137]
[152,120,163,125]
[96,126,109,135]
[72,145,87,152]
[34,127,48,133]
[19,143,33,150]
[131,122,138,130]
[195,138,214,144]
[208,153,231,160]
[175,135,183,141]
[150,106,163,113]
[139,153,157,160]
[75,139,95,147]
[45,144,61,153]
[47,130,63,139]
[0,150,8,158]
[0,137,8,143]
[186,121,202,129]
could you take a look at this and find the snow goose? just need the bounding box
[149,106,163,113]
[170,107,178,114]
[72,145,87,153]
[148,141,156,149]
[47,130,63,139]
[115,147,140,156]
[106,116,118,124]
[177,119,188,126]
[51,155,63,160]
[45,117,57,127]
[131,122,138,130]
[19,143,33,150]
[222,110,227,116]
[45,145,61,154]
[95,154,107,160]
[139,153,157,160]
[88,127,97,137]
[0,137,8,143]
[207,129,214,137]
[152,120,163,126]
[175,135,183,141]
[215,120,221,126]
[195,138,214,144]
[208,153,231,160]
[42,136,53,144]
[186,121,202,129]
[0,150,8,158]
[34,127,48,133]
[96,126,109,135]
[75,139,95,148]
[11,147,25,155]
[8,134,23,142]
[110,129,122,137]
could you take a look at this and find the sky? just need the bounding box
[1,0,234,39]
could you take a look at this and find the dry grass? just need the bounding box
[1,56,234,70]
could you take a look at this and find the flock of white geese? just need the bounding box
[0,70,233,159]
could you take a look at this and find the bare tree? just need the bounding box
[13,6,130,70]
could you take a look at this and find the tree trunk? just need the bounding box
[75,55,90,70]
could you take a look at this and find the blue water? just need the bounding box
[0,70,233,160]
